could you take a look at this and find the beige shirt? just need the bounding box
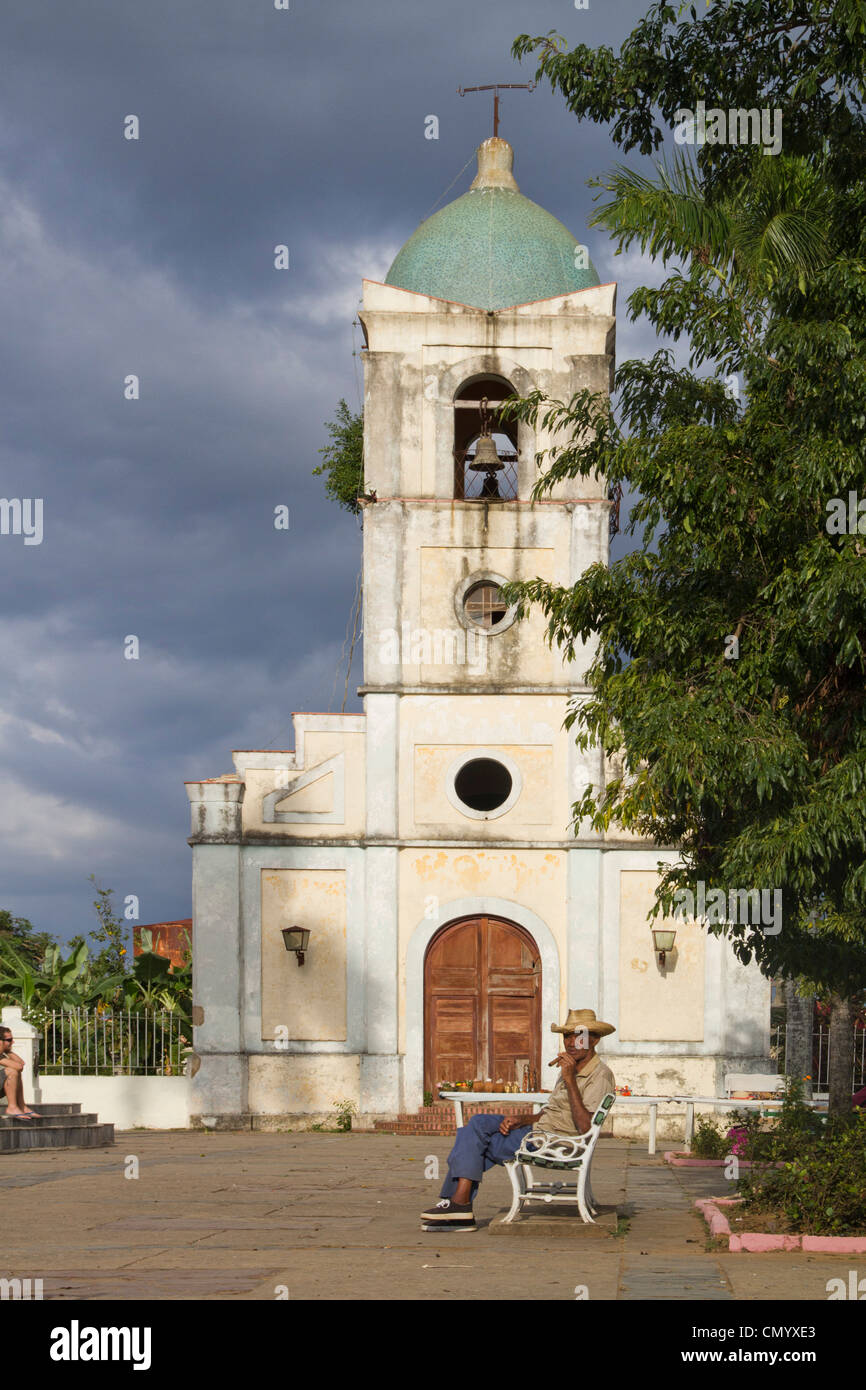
[532,1053,616,1136]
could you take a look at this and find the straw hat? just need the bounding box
[551,1008,616,1038]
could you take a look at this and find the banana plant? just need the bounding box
[120,931,192,1031]
[0,938,125,1012]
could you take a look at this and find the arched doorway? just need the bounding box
[424,915,541,1093]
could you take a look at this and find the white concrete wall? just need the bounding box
[34,1075,191,1130]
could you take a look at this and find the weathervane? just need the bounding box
[457,82,536,138]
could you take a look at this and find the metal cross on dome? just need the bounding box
[457,82,535,137]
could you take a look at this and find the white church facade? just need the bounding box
[185,138,770,1132]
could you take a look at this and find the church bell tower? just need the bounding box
[359,136,616,840]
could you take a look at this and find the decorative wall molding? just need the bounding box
[263,754,345,825]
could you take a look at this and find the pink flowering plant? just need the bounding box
[727,1125,749,1156]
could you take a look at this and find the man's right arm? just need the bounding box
[2,1052,24,1071]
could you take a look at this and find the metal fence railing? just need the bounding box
[35,1008,187,1076]
[770,1025,866,1091]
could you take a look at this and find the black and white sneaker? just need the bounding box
[420,1199,476,1231]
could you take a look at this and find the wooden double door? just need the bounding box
[424,915,541,1093]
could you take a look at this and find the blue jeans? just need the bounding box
[439,1114,533,1202]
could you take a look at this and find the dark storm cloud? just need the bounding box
[0,0,662,941]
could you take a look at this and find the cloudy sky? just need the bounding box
[0,0,668,946]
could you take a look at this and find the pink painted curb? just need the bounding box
[696,1197,866,1252]
[802,1235,866,1252]
[695,1196,734,1238]
[732,1232,801,1252]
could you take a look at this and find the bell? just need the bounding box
[469,431,504,472]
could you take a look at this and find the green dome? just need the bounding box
[385,137,599,310]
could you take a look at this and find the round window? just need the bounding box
[453,758,513,813]
[463,581,508,630]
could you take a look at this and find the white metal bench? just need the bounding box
[501,1092,616,1225]
[724,1073,784,1097]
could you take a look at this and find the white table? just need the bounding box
[440,1091,548,1129]
[674,1095,826,1150]
[439,1091,826,1156]
[609,1094,825,1154]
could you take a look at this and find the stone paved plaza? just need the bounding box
[0,1132,854,1300]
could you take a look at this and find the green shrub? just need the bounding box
[737,1111,866,1236]
[332,1097,357,1132]
[690,1115,729,1159]
[772,1076,825,1155]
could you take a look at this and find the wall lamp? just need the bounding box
[282,925,311,966]
[652,928,677,967]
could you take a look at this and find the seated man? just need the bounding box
[0,1025,38,1119]
[421,1008,616,1231]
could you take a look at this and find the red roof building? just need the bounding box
[133,918,192,968]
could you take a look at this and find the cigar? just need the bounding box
[548,1057,562,1067]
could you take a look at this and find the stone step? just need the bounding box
[371,1122,454,1134]
[0,1102,82,1116]
[0,1112,100,1129]
[0,1121,114,1152]
[427,1101,525,1110]
[380,1104,524,1120]
[371,1125,456,1136]
[373,1115,455,1124]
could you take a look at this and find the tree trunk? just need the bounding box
[784,979,814,1100]
[827,993,855,1115]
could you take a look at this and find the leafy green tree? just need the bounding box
[0,910,54,973]
[513,0,866,191]
[67,877,130,1007]
[506,1,866,1111]
[85,875,130,979]
[313,399,364,514]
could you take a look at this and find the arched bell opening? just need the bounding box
[453,376,519,500]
